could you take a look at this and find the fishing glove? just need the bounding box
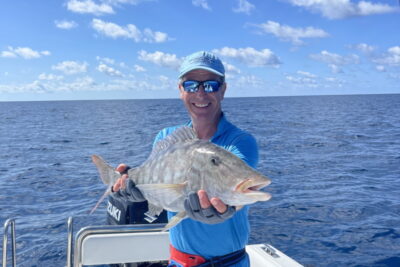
[113,167,146,202]
[184,192,236,224]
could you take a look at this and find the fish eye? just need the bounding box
[210,157,221,166]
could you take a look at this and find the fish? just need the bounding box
[92,126,272,230]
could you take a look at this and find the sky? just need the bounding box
[0,0,399,101]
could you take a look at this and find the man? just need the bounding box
[113,51,259,267]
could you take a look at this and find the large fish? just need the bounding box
[92,126,271,230]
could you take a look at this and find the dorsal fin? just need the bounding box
[147,126,197,161]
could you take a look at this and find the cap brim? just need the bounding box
[179,66,224,78]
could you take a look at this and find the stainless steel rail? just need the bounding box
[2,219,16,267]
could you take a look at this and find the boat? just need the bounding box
[2,217,304,267]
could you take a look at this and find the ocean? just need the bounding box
[0,94,399,266]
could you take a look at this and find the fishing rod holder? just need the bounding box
[2,219,17,267]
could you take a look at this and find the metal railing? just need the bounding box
[2,219,17,267]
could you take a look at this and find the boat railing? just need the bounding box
[67,217,170,267]
[2,219,17,267]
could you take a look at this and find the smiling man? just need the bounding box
[113,51,259,267]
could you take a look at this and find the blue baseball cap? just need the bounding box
[179,51,225,78]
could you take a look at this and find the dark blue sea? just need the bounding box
[0,94,399,267]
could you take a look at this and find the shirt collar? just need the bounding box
[186,112,231,141]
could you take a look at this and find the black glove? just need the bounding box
[184,192,236,224]
[113,167,145,202]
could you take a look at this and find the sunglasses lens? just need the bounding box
[182,80,221,93]
[182,81,200,92]
[203,81,220,93]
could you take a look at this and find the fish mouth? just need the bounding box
[235,178,272,201]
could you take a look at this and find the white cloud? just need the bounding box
[134,64,146,72]
[66,0,114,15]
[286,71,318,87]
[38,73,64,81]
[52,61,88,75]
[192,0,211,10]
[233,0,255,15]
[91,19,171,43]
[0,46,50,59]
[138,50,182,70]
[224,62,241,74]
[96,56,115,65]
[373,46,400,66]
[287,0,398,19]
[251,20,329,45]
[376,65,386,72]
[354,43,375,53]
[97,63,124,77]
[1,51,16,58]
[213,47,281,67]
[297,70,317,78]
[55,20,78,29]
[310,50,359,73]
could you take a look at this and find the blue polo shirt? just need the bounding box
[153,113,259,266]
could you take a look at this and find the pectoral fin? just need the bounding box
[162,211,187,231]
[136,182,187,206]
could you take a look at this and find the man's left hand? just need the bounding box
[184,190,236,224]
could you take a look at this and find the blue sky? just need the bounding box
[0,0,399,101]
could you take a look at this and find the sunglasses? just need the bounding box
[181,80,222,93]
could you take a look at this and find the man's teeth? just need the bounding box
[194,103,209,107]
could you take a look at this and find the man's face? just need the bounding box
[179,69,226,121]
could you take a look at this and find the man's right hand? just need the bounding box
[112,164,145,202]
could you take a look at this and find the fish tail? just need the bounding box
[91,155,121,185]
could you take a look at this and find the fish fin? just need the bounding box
[89,186,112,214]
[146,127,197,162]
[136,183,187,205]
[144,203,164,223]
[91,155,121,185]
[162,211,187,231]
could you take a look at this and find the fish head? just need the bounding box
[190,142,272,206]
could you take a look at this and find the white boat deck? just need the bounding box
[68,218,303,267]
[2,218,303,267]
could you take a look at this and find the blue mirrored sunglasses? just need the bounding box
[181,80,222,93]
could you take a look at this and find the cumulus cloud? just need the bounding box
[287,0,398,19]
[372,46,400,66]
[0,46,50,59]
[38,73,64,81]
[233,0,255,15]
[353,43,376,53]
[310,50,359,73]
[91,19,171,43]
[192,0,211,10]
[250,20,329,45]
[213,47,281,67]
[134,64,146,72]
[55,20,78,29]
[138,50,182,70]
[96,56,115,65]
[286,71,318,87]
[52,61,88,75]
[66,0,114,15]
[97,63,124,77]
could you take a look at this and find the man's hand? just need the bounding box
[112,164,145,202]
[184,190,236,224]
